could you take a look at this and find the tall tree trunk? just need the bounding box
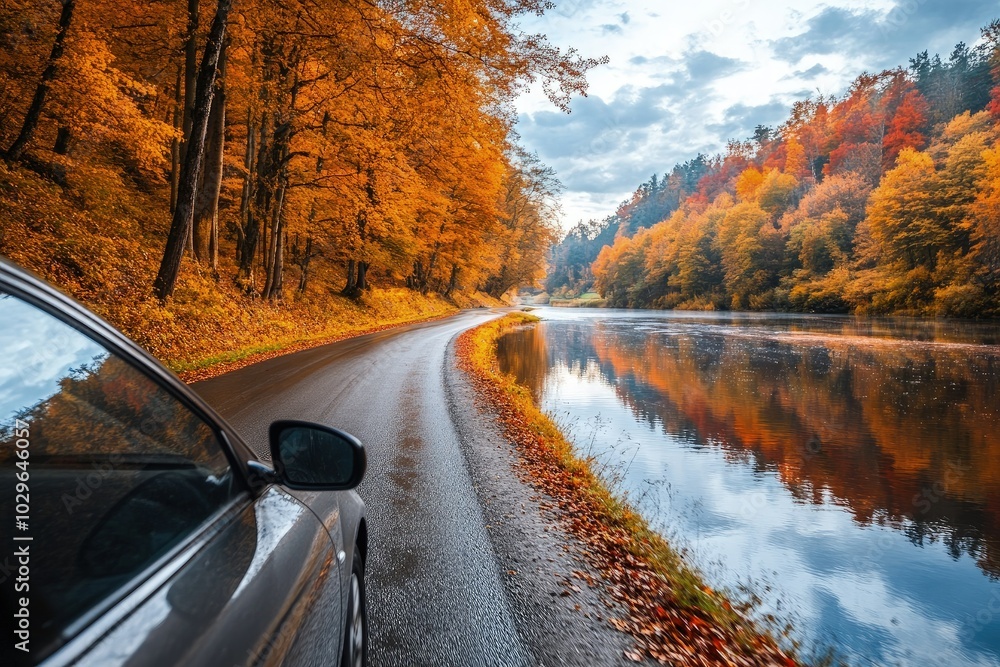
[422,221,446,293]
[169,63,182,213]
[235,41,260,277]
[262,181,286,300]
[343,167,377,297]
[344,260,357,294]
[181,0,199,155]
[193,38,227,264]
[408,260,424,290]
[356,261,369,291]
[257,120,276,288]
[209,203,219,273]
[296,113,325,296]
[445,264,460,297]
[297,236,312,293]
[342,210,366,298]
[261,61,297,301]
[236,107,255,270]
[53,126,70,154]
[153,0,232,301]
[181,0,199,261]
[237,102,271,287]
[271,228,284,298]
[259,198,268,284]
[425,248,441,294]
[4,0,76,161]
[185,209,195,258]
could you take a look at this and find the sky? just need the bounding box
[513,0,1000,230]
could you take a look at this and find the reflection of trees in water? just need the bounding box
[1,355,220,466]
[500,322,1000,579]
[496,324,551,404]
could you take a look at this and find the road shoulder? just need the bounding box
[444,336,641,667]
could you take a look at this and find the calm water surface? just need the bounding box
[497,307,1000,666]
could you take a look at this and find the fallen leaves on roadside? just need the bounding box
[456,315,798,667]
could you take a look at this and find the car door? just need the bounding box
[0,287,344,667]
[74,485,345,667]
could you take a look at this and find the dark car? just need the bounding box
[0,258,368,667]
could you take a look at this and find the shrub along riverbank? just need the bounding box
[456,312,797,666]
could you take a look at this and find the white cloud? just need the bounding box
[514,0,1000,229]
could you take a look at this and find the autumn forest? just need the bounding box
[0,0,602,365]
[5,4,1000,374]
[548,20,1000,318]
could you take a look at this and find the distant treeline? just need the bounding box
[547,22,1000,317]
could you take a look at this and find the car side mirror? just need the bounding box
[268,420,366,490]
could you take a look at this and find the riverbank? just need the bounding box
[456,312,796,666]
[549,297,609,308]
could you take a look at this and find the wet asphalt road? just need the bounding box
[192,309,637,667]
[193,309,528,666]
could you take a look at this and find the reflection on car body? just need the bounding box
[0,258,369,667]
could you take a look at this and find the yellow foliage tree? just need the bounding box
[862,148,945,271]
[970,146,1000,291]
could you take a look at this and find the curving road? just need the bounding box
[192,309,636,667]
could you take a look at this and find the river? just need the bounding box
[496,307,1000,667]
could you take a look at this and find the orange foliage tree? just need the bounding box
[585,21,1000,316]
[0,0,604,304]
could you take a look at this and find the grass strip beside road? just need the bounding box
[457,312,797,666]
[175,306,459,383]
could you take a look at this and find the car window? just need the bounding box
[0,292,243,663]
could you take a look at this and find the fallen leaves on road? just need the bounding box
[457,313,797,667]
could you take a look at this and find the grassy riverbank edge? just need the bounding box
[457,312,797,666]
